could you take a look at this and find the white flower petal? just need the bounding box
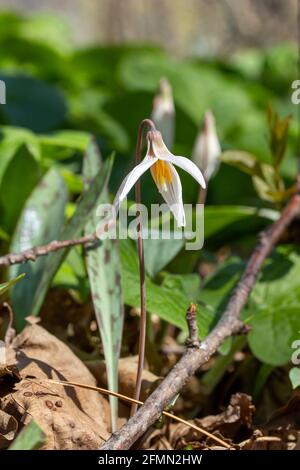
[192,110,221,181]
[159,152,206,189]
[151,162,186,227]
[113,155,158,210]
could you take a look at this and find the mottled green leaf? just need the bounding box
[83,140,123,432]
[248,304,300,366]
[30,154,114,316]
[9,168,68,330]
[246,246,300,365]
[39,130,91,153]
[0,126,40,186]
[120,239,213,336]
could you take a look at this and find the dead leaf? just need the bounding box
[262,393,300,431]
[0,409,18,449]
[195,393,255,439]
[0,324,110,449]
[142,393,254,450]
[87,355,161,402]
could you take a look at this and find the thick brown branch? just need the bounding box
[101,191,300,450]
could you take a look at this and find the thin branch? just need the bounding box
[0,219,116,267]
[42,378,231,449]
[101,189,300,450]
[0,233,98,267]
[186,303,200,348]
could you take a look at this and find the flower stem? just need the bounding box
[130,119,156,417]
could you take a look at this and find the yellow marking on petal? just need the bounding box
[150,160,173,191]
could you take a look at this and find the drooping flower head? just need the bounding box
[114,129,206,227]
[193,110,221,182]
[151,78,175,149]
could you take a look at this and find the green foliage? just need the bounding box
[9,168,67,330]
[248,246,300,365]
[83,140,123,432]
[30,154,114,317]
[0,11,298,396]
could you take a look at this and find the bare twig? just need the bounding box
[186,303,200,348]
[3,302,16,345]
[0,233,98,267]
[42,378,231,449]
[0,220,116,267]
[101,189,300,450]
[131,118,156,417]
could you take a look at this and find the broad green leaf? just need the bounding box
[53,246,88,294]
[83,141,123,432]
[289,367,300,390]
[30,154,114,316]
[199,256,244,312]
[0,274,25,296]
[0,74,67,132]
[9,168,68,330]
[0,126,40,186]
[251,246,300,307]
[248,304,300,366]
[248,246,300,365]
[19,14,72,53]
[0,144,40,233]
[143,237,185,278]
[9,420,45,450]
[120,239,213,336]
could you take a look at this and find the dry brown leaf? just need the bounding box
[87,355,161,402]
[0,323,110,449]
[0,342,19,381]
[142,392,254,450]
[195,393,255,439]
[262,393,300,431]
[0,409,18,449]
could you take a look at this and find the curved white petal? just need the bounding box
[151,162,186,227]
[159,152,206,189]
[113,155,158,211]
